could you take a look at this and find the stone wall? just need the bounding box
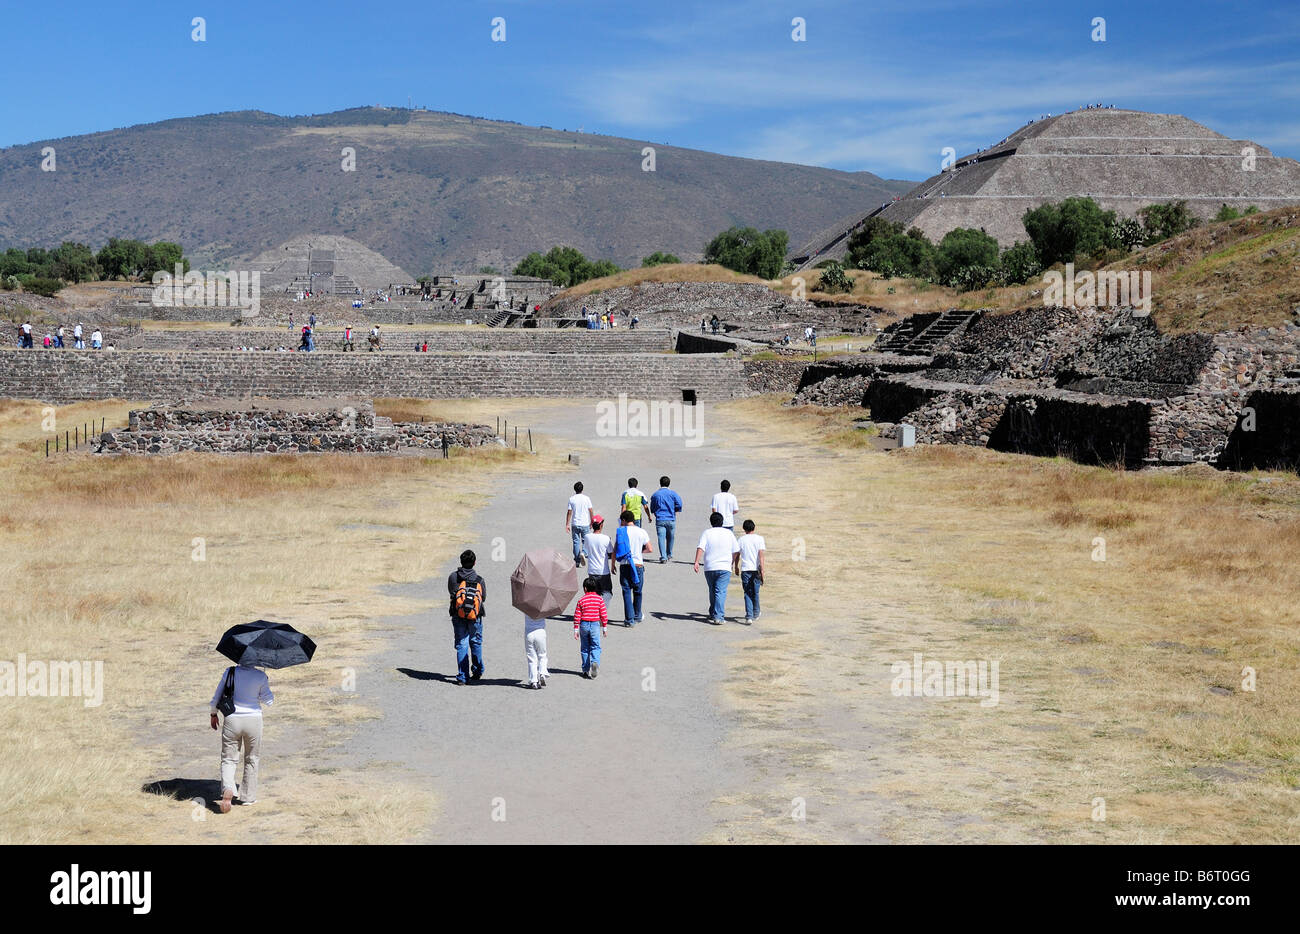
[0,350,747,403]
[742,359,808,395]
[114,327,673,353]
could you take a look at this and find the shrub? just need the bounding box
[703,227,788,279]
[19,275,64,297]
[936,228,1000,287]
[1022,197,1116,266]
[640,251,681,267]
[998,241,1042,285]
[817,261,853,293]
[1137,200,1199,244]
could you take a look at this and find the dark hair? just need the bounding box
[628,478,638,488]
[659,476,670,487]
[720,480,731,492]
[460,549,476,568]
[620,510,634,523]
[573,481,584,493]
[710,512,724,527]
[742,519,756,532]
[583,576,599,593]
[591,518,603,531]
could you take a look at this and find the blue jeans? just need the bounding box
[571,524,589,563]
[619,564,643,624]
[655,520,675,561]
[579,621,602,672]
[741,570,761,619]
[452,618,484,682]
[704,569,730,621]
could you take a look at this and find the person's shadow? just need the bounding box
[650,611,720,625]
[142,778,223,812]
[396,667,533,688]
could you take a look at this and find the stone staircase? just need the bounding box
[878,310,981,355]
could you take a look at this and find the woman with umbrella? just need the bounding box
[209,620,316,813]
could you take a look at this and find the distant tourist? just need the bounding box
[737,519,766,624]
[421,341,428,352]
[90,329,103,350]
[649,476,683,563]
[614,510,651,626]
[566,481,594,567]
[620,478,649,529]
[42,333,52,348]
[343,325,354,352]
[288,312,294,332]
[573,576,608,679]
[55,325,65,348]
[523,612,549,690]
[369,325,381,351]
[208,662,273,812]
[700,317,706,333]
[710,479,739,531]
[308,312,316,329]
[710,314,720,334]
[19,321,33,348]
[582,515,614,608]
[448,549,486,684]
[694,512,739,624]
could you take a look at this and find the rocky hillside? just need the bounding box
[0,107,911,275]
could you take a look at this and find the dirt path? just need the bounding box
[336,401,767,843]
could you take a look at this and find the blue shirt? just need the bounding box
[649,488,683,522]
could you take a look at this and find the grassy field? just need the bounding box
[705,398,1300,843]
[0,397,560,844]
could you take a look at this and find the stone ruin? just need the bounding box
[792,306,1300,470]
[98,399,502,455]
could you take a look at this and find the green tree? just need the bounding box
[935,228,1000,286]
[1214,204,1242,223]
[513,246,620,288]
[854,232,937,279]
[703,227,788,279]
[640,251,681,267]
[998,241,1042,285]
[97,238,154,279]
[48,242,99,283]
[817,261,853,294]
[845,217,904,268]
[1022,197,1115,266]
[19,275,64,297]
[146,241,188,277]
[1137,200,1199,244]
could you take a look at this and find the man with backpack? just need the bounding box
[615,510,651,626]
[447,549,487,684]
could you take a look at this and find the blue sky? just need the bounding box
[5,0,1298,179]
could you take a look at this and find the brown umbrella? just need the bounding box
[510,549,581,619]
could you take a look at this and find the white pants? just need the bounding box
[525,629,549,684]
[220,713,263,802]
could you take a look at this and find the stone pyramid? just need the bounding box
[791,109,1300,266]
[247,235,416,293]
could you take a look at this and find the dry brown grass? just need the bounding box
[704,397,1300,843]
[553,263,769,300]
[0,397,559,844]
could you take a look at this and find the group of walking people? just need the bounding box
[16,321,103,349]
[479,476,767,687]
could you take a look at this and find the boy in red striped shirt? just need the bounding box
[573,576,609,679]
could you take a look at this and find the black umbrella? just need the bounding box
[217,620,316,669]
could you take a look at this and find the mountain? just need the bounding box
[0,107,912,274]
[790,108,1300,267]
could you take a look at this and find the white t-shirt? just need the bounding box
[619,525,650,566]
[568,493,593,527]
[73,325,82,337]
[584,532,613,575]
[710,492,739,528]
[697,527,739,572]
[738,534,766,572]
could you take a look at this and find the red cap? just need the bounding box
[591,513,604,525]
